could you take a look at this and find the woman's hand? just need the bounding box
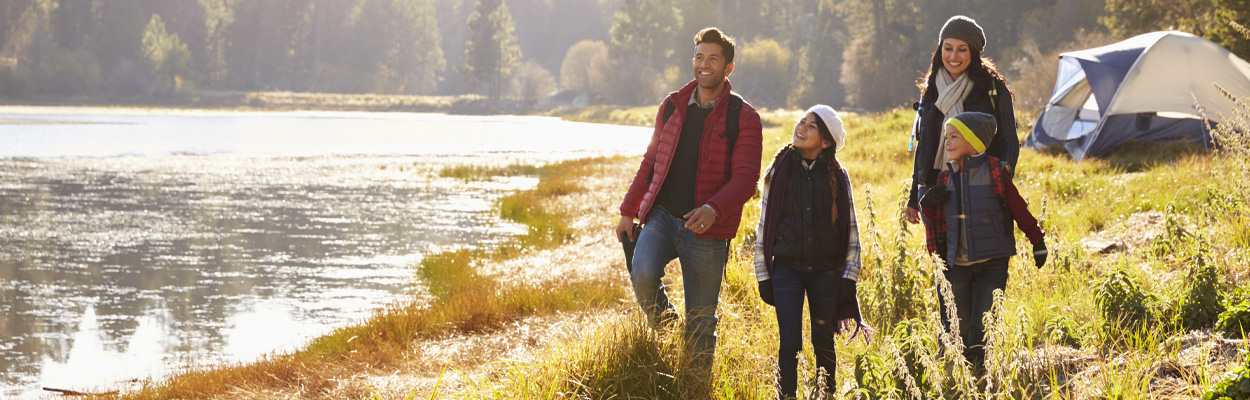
[905,207,920,225]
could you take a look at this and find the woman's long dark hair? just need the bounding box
[916,43,1013,103]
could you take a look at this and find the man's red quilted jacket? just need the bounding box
[618,79,763,239]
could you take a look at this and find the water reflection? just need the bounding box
[0,109,648,398]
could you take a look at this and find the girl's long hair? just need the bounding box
[812,117,839,224]
[916,43,1014,104]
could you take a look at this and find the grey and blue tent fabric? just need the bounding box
[1027,31,1250,161]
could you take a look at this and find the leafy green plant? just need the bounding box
[1095,268,1159,343]
[1175,249,1227,331]
[852,353,901,400]
[893,319,940,398]
[1202,348,1250,400]
[1150,203,1198,258]
[1042,315,1083,348]
[1216,300,1250,339]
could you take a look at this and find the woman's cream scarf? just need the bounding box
[932,68,974,169]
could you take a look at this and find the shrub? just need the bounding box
[892,319,940,398]
[1216,300,1250,339]
[852,353,901,400]
[1149,203,1198,258]
[1202,349,1250,400]
[1042,315,1083,348]
[1094,268,1159,342]
[733,39,793,109]
[1174,250,1227,331]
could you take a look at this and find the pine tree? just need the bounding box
[141,13,191,96]
[461,0,521,99]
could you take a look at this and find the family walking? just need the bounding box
[615,16,1049,398]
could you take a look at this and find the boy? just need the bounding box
[918,111,1047,370]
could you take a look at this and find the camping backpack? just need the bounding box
[644,93,744,184]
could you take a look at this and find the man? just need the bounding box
[615,27,763,371]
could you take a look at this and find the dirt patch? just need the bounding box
[1056,331,1246,399]
[1079,211,1189,254]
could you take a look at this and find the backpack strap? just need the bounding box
[720,93,744,154]
[989,86,997,111]
[662,97,677,125]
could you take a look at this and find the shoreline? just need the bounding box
[0,92,659,125]
[109,156,638,399]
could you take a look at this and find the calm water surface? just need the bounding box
[0,107,648,398]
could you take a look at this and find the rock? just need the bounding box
[1081,237,1123,254]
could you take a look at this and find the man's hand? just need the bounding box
[616,216,636,242]
[904,207,920,225]
[683,205,717,234]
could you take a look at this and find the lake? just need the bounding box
[0,107,650,398]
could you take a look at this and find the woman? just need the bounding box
[754,105,871,398]
[904,15,1019,226]
[905,15,1021,372]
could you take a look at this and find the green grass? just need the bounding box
[120,104,1250,399]
[544,104,658,127]
[439,163,550,181]
[440,107,1249,399]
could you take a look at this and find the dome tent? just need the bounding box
[1026,31,1250,161]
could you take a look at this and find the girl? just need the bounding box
[754,105,872,398]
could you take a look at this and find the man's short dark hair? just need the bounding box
[694,27,735,64]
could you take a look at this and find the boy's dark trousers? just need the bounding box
[773,264,839,397]
[938,256,1010,369]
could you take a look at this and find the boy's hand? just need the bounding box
[920,186,950,208]
[1033,241,1048,268]
[758,279,775,306]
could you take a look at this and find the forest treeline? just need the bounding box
[0,0,1247,111]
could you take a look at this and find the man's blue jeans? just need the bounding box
[938,256,1010,366]
[630,208,729,369]
[773,265,839,398]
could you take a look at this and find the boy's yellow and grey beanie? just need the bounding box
[947,111,996,154]
[939,15,986,52]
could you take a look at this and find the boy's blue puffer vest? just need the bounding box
[943,153,1015,265]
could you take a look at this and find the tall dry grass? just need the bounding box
[438,104,1249,399]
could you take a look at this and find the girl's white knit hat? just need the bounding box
[807,104,846,151]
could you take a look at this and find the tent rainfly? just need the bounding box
[1026,31,1250,161]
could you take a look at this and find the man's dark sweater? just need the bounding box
[656,104,712,217]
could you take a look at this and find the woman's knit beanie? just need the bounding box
[939,15,986,52]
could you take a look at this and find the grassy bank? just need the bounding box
[115,157,631,399]
[437,108,1250,399]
